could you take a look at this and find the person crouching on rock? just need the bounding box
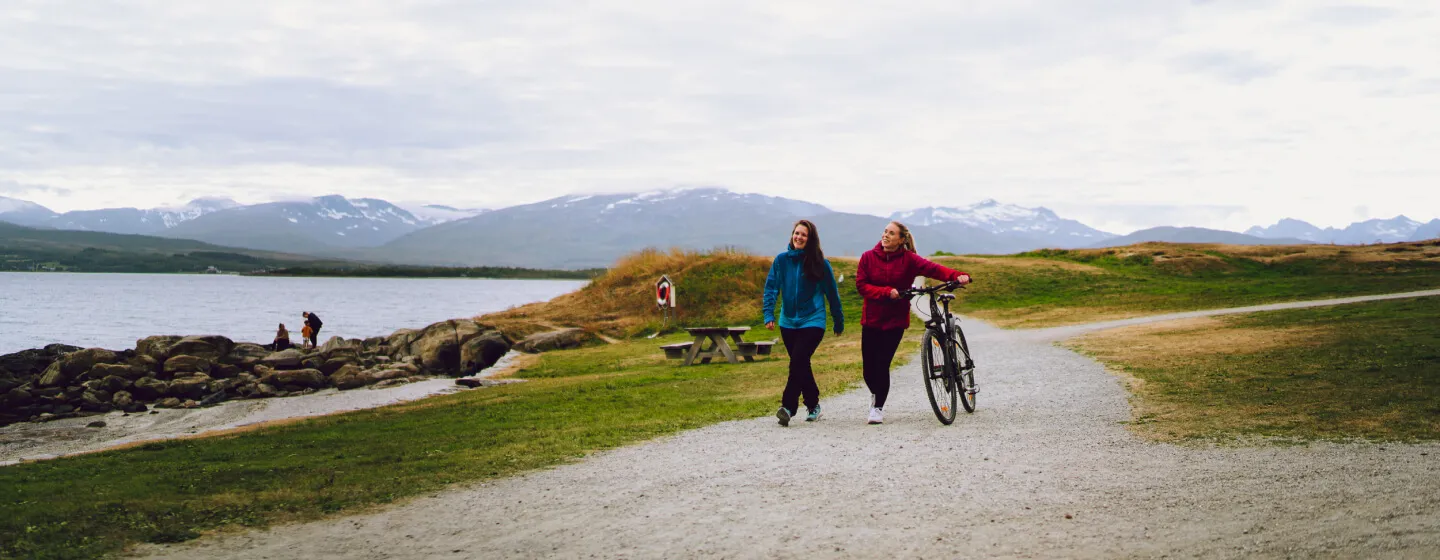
[763,219,845,426]
[302,311,323,349]
[855,221,970,425]
[273,323,292,351]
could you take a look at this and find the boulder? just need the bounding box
[225,343,271,367]
[460,331,510,376]
[125,355,162,376]
[155,397,183,408]
[300,356,324,370]
[369,369,409,382]
[5,387,33,407]
[0,344,80,379]
[168,375,212,400]
[386,328,422,358]
[163,355,212,376]
[99,375,131,393]
[330,364,368,390]
[210,378,244,394]
[112,390,134,408]
[253,383,279,398]
[515,328,597,353]
[136,335,185,362]
[59,348,118,379]
[409,319,486,374]
[80,390,113,411]
[212,364,243,379]
[320,358,356,376]
[260,349,304,369]
[131,377,170,400]
[361,336,386,353]
[318,336,359,355]
[260,368,326,389]
[91,362,147,381]
[165,335,234,362]
[36,362,66,388]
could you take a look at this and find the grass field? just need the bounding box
[932,241,1440,327]
[0,256,923,559]
[1068,296,1440,442]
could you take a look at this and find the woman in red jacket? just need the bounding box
[855,221,970,424]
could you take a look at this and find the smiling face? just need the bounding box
[881,222,902,251]
[791,223,810,250]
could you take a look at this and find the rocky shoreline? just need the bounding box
[0,318,599,428]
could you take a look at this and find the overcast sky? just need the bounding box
[2,1,1436,233]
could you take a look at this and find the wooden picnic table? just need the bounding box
[658,326,775,366]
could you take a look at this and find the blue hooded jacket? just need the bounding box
[763,247,845,333]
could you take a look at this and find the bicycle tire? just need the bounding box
[921,329,958,425]
[953,323,977,413]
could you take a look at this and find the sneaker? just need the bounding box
[867,407,884,425]
[776,406,792,427]
[806,405,822,422]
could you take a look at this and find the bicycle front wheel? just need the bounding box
[921,329,957,425]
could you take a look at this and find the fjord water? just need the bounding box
[0,273,587,354]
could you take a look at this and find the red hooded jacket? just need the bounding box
[855,242,966,330]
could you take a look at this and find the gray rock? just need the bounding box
[136,335,185,362]
[59,348,118,379]
[260,368,326,389]
[515,328,597,353]
[226,343,270,367]
[37,362,66,388]
[92,362,147,381]
[212,364,243,379]
[99,374,131,393]
[164,355,212,376]
[330,364,368,390]
[320,358,355,376]
[261,349,304,369]
[461,331,511,376]
[131,377,170,400]
[112,390,135,408]
[166,335,234,362]
[168,375,212,399]
[253,383,279,398]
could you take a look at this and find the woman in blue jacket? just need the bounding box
[763,219,845,426]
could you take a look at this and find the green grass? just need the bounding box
[0,260,913,559]
[936,244,1440,327]
[1069,296,1440,442]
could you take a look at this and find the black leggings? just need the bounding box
[779,327,825,413]
[861,326,906,409]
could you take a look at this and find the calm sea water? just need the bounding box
[0,273,588,355]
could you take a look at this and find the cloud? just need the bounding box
[0,0,1437,229]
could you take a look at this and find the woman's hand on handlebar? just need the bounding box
[888,288,901,300]
[956,274,971,285]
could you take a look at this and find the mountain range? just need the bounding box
[1,190,1436,269]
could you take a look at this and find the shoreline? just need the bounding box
[0,351,529,466]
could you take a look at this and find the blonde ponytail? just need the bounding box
[890,221,917,253]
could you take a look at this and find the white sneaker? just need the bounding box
[867,407,884,425]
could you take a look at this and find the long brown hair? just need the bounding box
[792,219,827,282]
[889,221,917,253]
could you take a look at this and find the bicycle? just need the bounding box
[899,280,976,425]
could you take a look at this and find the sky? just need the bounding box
[1,1,1437,234]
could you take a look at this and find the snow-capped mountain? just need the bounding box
[891,199,1116,249]
[1247,216,1429,244]
[44,197,242,235]
[1413,219,1440,241]
[161,195,426,253]
[396,203,489,225]
[0,196,59,227]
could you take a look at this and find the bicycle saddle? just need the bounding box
[939,294,956,302]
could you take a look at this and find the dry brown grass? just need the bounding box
[478,247,771,339]
[1067,317,1331,441]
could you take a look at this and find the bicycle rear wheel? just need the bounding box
[954,325,977,413]
[921,330,958,425]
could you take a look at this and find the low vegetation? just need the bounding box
[0,249,911,559]
[934,240,1440,327]
[1068,296,1440,442]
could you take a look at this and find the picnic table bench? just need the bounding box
[660,327,775,366]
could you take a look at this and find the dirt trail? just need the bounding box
[136,292,1440,558]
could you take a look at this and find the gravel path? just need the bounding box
[136,292,1440,559]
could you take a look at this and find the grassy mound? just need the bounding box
[482,248,773,339]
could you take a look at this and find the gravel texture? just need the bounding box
[131,292,1440,558]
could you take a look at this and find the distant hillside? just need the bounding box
[0,221,353,273]
[1094,226,1306,247]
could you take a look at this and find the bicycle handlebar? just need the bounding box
[898,279,967,299]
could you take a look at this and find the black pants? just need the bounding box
[309,327,321,348]
[861,326,906,409]
[780,327,825,413]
